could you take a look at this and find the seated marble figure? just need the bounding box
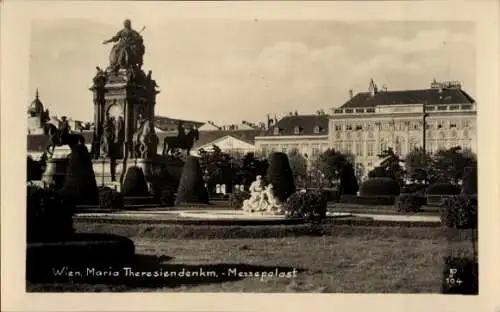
[241,176,283,214]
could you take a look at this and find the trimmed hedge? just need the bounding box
[359,177,400,196]
[440,195,477,229]
[27,157,43,181]
[340,195,396,206]
[395,194,423,213]
[427,183,461,195]
[266,152,296,202]
[283,190,328,223]
[60,144,98,205]
[176,156,209,204]
[121,166,149,197]
[400,183,428,195]
[27,184,75,243]
[98,186,124,210]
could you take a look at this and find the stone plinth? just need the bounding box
[92,156,185,189]
[42,158,69,189]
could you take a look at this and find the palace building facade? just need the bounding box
[329,79,477,174]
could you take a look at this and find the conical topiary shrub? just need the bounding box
[266,152,296,202]
[121,166,149,197]
[176,156,209,205]
[60,144,99,205]
[339,163,359,195]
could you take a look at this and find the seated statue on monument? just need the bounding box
[102,19,145,71]
[241,176,284,214]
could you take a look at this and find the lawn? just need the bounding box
[27,224,476,293]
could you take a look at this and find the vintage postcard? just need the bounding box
[1,0,499,311]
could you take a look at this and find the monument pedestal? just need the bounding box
[42,158,69,189]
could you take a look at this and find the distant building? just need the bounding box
[254,113,330,161]
[330,78,477,174]
[192,129,267,157]
[27,89,50,135]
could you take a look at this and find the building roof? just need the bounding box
[27,130,94,152]
[192,129,267,149]
[339,88,475,109]
[264,115,329,136]
[154,116,205,132]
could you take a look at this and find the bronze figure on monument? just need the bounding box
[102,19,145,71]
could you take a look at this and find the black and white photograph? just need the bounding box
[2,1,499,311]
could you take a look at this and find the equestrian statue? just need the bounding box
[44,117,85,158]
[162,122,199,157]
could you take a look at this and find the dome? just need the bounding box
[27,89,44,115]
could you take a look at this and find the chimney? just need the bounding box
[348,89,354,99]
[294,110,298,116]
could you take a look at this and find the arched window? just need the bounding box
[274,127,280,135]
[335,132,341,139]
[439,132,445,140]
[346,132,351,139]
[313,126,320,134]
[294,126,300,135]
[367,131,374,139]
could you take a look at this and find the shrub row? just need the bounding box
[427,183,461,195]
[359,178,400,196]
[340,195,396,206]
[395,194,423,213]
[98,187,124,210]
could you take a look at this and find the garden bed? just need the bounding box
[28,224,477,293]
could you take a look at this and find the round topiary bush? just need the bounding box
[359,177,400,196]
[283,190,327,223]
[121,166,150,197]
[266,152,296,202]
[176,156,209,204]
[60,144,98,205]
[427,183,461,195]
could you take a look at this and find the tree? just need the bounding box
[287,149,307,186]
[369,147,405,183]
[315,148,348,183]
[404,147,432,182]
[238,152,269,187]
[198,145,238,191]
[430,147,477,184]
[266,152,296,202]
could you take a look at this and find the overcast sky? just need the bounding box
[29,19,475,124]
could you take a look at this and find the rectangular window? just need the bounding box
[335,124,342,131]
[449,105,459,110]
[345,142,352,153]
[437,106,447,111]
[346,124,353,131]
[294,127,300,135]
[367,142,374,157]
[334,109,343,114]
[311,144,320,157]
[334,143,341,152]
[355,108,365,113]
[366,108,375,113]
[426,106,435,111]
[461,105,472,110]
[355,143,363,157]
[345,109,353,113]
